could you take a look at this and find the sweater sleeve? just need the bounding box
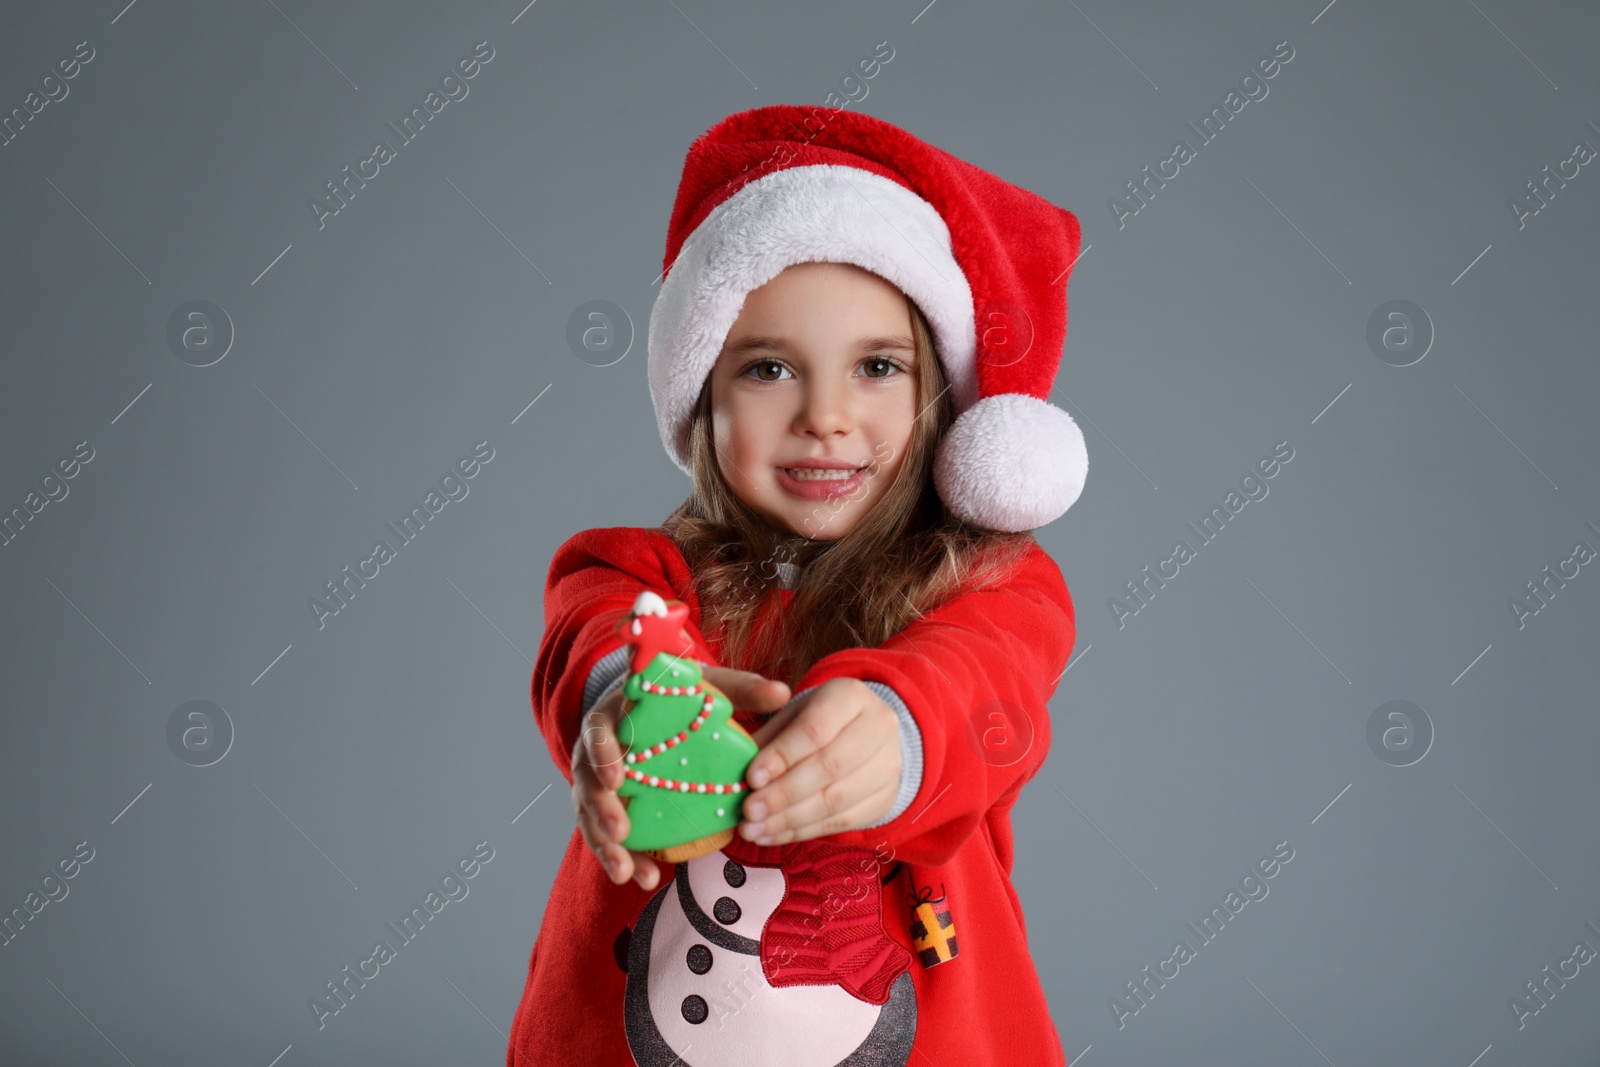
[785,543,1076,867]
[531,526,716,785]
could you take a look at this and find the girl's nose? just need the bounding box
[795,381,854,438]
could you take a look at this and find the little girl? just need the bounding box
[507,104,1089,1066]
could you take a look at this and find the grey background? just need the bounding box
[2,0,1597,1064]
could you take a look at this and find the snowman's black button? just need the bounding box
[686,943,713,974]
[712,896,742,925]
[612,926,632,972]
[723,859,746,887]
[682,994,709,1024]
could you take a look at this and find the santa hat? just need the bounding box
[647,104,1089,533]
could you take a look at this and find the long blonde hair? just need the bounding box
[660,291,1037,688]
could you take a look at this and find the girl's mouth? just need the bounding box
[776,465,869,499]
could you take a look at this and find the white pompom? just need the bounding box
[933,394,1088,532]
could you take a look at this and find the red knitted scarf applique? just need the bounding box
[720,833,911,1006]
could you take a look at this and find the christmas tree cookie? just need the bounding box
[611,591,759,863]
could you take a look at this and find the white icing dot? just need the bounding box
[711,731,719,739]
[679,756,688,765]
[716,808,725,817]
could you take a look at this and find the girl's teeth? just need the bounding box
[785,468,861,481]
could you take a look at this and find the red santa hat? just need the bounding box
[648,104,1089,533]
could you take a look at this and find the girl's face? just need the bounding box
[709,262,919,541]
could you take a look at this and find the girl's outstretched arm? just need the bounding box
[743,542,1076,868]
[537,526,795,891]
[532,526,719,782]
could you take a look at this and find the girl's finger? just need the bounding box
[629,851,662,891]
[742,714,888,837]
[576,790,624,857]
[744,754,890,843]
[785,780,899,844]
[600,841,633,884]
[590,788,632,845]
[749,694,806,747]
[576,800,618,866]
[703,665,791,713]
[746,693,891,821]
[573,749,636,853]
[572,747,621,829]
[745,685,855,790]
[600,841,664,890]
[575,786,626,882]
[756,779,899,846]
[580,709,626,788]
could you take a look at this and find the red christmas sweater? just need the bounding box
[507,526,1077,1067]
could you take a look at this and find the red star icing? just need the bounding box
[621,598,696,674]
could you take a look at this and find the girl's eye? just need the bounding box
[740,356,909,382]
[746,359,791,383]
[861,356,907,379]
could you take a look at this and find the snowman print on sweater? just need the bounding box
[622,847,917,1066]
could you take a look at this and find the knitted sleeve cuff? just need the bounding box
[782,680,924,829]
[580,645,631,719]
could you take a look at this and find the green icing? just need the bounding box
[615,652,758,851]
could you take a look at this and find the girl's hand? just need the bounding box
[571,664,792,890]
[738,677,901,846]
